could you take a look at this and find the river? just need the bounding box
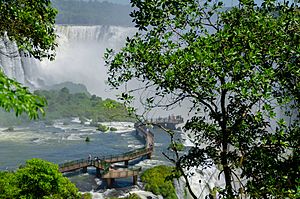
[0,118,181,194]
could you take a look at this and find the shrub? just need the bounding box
[12,158,81,199]
[97,124,109,132]
[82,192,93,199]
[126,193,141,199]
[110,127,118,131]
[141,165,178,199]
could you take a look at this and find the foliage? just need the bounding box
[0,171,19,198]
[52,0,132,26]
[126,193,141,199]
[110,127,118,131]
[0,70,46,119]
[168,142,184,152]
[107,193,141,199]
[33,87,134,122]
[0,0,57,60]
[105,0,300,198]
[85,136,90,142]
[0,158,81,199]
[0,0,57,119]
[141,165,178,199]
[97,124,109,132]
[45,81,91,97]
[82,192,93,199]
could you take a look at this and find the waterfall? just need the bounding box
[0,25,136,97]
[0,34,44,88]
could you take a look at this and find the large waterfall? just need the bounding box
[0,36,42,87]
[0,25,136,98]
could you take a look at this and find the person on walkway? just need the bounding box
[88,154,92,163]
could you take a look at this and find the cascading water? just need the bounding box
[0,25,136,98]
[0,25,254,198]
[40,25,136,99]
[0,36,41,87]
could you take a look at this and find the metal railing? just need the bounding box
[59,124,154,173]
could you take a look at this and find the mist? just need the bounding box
[39,25,136,99]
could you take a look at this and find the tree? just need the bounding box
[0,158,81,199]
[0,0,57,119]
[105,0,299,198]
[141,165,178,199]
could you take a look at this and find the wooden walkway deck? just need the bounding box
[58,124,154,187]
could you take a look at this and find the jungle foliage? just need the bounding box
[0,0,57,119]
[0,85,134,125]
[141,165,178,199]
[105,0,300,198]
[0,158,81,199]
[34,87,134,122]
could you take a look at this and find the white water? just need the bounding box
[0,36,42,87]
[0,25,136,98]
[0,25,232,198]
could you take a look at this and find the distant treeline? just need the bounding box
[52,0,133,26]
[34,87,134,122]
[0,82,134,126]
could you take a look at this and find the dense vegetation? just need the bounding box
[0,82,134,125]
[34,86,134,122]
[0,0,57,119]
[109,193,141,199]
[141,165,178,199]
[0,159,81,198]
[105,0,299,198]
[52,0,132,26]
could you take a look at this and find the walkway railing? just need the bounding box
[101,167,142,179]
[58,124,154,175]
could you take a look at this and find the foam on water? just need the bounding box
[100,122,135,133]
[127,144,144,149]
[181,131,194,147]
[71,117,81,123]
[154,143,163,147]
[0,129,53,143]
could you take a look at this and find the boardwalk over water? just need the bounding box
[58,124,154,188]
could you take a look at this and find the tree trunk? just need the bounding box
[221,144,234,198]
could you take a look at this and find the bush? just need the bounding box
[0,171,19,198]
[141,165,178,199]
[108,193,141,199]
[126,193,141,199]
[97,124,109,132]
[110,127,118,131]
[0,158,81,199]
[82,192,93,199]
[168,142,185,151]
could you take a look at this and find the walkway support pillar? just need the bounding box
[147,153,152,159]
[82,166,87,173]
[106,178,114,188]
[96,168,101,177]
[133,175,137,185]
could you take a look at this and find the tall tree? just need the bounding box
[0,0,57,119]
[105,0,299,198]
